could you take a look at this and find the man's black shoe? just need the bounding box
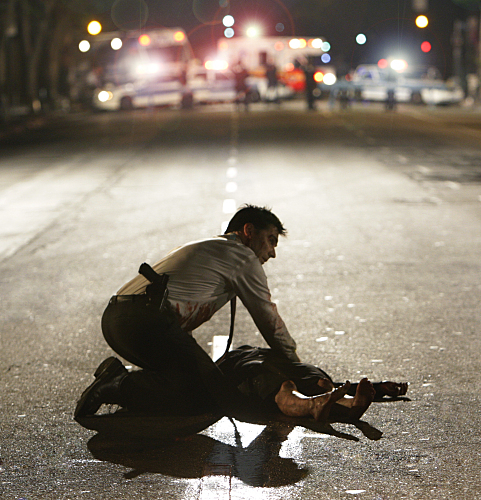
[74,357,127,419]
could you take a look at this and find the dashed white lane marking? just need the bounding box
[221,110,241,234]
[225,181,237,193]
[216,111,242,358]
[222,198,237,214]
[226,166,238,177]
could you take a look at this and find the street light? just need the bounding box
[111,38,122,50]
[415,15,429,28]
[356,33,367,45]
[78,40,90,52]
[87,20,102,35]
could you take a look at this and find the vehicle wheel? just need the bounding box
[120,96,133,110]
[249,89,260,103]
[411,92,423,105]
[181,93,194,109]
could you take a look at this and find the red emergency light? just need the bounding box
[421,41,431,53]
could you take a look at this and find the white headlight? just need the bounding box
[323,73,337,86]
[98,91,113,102]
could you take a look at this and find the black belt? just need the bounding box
[109,294,149,304]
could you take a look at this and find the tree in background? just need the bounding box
[451,0,480,100]
[0,0,83,117]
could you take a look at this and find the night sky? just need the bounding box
[84,0,476,76]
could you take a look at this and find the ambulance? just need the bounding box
[90,28,195,110]
[214,35,337,96]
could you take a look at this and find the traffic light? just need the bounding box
[421,41,432,53]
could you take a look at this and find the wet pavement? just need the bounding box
[1,100,481,499]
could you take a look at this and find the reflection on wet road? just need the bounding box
[1,102,481,499]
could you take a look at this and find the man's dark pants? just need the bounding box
[101,296,237,415]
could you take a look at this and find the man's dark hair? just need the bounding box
[224,204,287,235]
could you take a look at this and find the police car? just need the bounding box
[93,79,188,110]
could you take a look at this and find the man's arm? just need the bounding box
[232,258,300,362]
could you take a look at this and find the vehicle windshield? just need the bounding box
[403,66,442,80]
[104,44,187,85]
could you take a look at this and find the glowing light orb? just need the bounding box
[87,21,102,35]
[98,91,112,102]
[78,40,90,52]
[223,15,234,27]
[205,60,229,70]
[323,73,337,86]
[289,38,300,49]
[111,38,122,50]
[416,15,429,28]
[421,41,431,53]
[139,34,151,46]
[246,26,261,38]
[356,33,367,45]
[391,59,408,72]
[174,31,185,42]
[321,41,331,52]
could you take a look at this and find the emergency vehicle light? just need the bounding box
[205,60,229,70]
[421,41,431,53]
[174,31,185,42]
[323,73,337,85]
[288,39,300,49]
[139,34,151,46]
[98,91,113,102]
[288,38,307,49]
[391,59,408,72]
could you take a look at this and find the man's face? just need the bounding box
[248,225,279,265]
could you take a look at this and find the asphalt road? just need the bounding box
[1,100,481,499]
